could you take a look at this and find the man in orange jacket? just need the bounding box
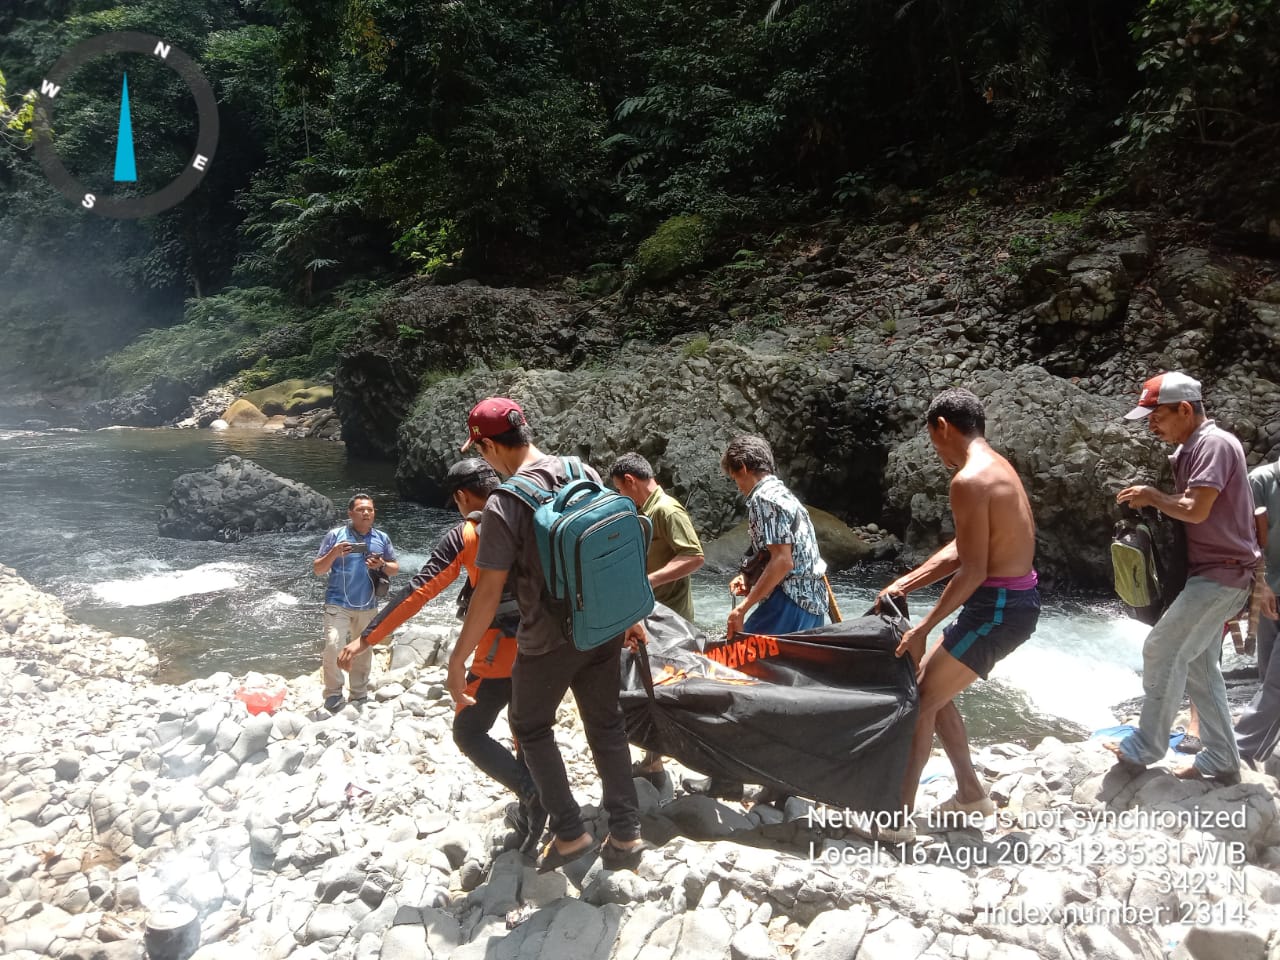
[338,458,543,851]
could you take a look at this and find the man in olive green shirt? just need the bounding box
[609,451,705,782]
[608,452,705,621]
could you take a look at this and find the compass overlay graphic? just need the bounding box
[32,31,220,220]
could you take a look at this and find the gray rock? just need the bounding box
[1171,926,1266,960]
[229,714,274,764]
[479,851,522,916]
[731,922,779,960]
[157,456,337,542]
[380,925,428,960]
[7,790,49,823]
[196,753,240,791]
[61,941,145,960]
[661,796,755,839]
[304,903,355,943]
[792,907,870,960]
[672,909,734,959]
[53,755,80,781]
[856,913,935,960]
[434,826,472,869]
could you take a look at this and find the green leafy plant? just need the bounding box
[833,171,873,208]
[682,335,710,358]
[725,248,766,271]
[394,220,464,277]
[1117,0,1280,155]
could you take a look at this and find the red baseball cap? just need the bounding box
[1124,372,1202,419]
[461,397,526,451]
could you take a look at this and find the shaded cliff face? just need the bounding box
[335,282,619,460]
[329,205,1280,587]
[393,341,890,541]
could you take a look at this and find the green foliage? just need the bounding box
[3,0,1277,397]
[681,335,710,358]
[393,220,463,278]
[98,280,387,393]
[725,248,766,272]
[833,172,872,209]
[813,333,835,352]
[634,214,710,283]
[1118,0,1280,154]
[0,68,35,145]
[101,287,298,393]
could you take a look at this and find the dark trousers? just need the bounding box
[510,638,640,843]
[452,675,534,799]
[1237,616,1280,763]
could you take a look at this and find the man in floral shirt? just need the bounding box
[722,434,828,637]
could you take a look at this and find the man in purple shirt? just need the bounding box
[1106,372,1256,785]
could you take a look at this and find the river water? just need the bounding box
[0,424,1165,744]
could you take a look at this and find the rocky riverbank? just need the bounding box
[3,566,1280,959]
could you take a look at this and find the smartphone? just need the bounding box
[347,542,369,554]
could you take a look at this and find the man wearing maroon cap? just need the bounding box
[1104,372,1256,785]
[446,397,650,873]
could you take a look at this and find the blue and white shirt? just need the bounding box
[316,525,397,610]
[746,475,827,617]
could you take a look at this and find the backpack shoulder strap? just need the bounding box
[561,456,584,481]
[461,516,480,551]
[498,474,554,510]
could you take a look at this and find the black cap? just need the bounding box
[443,458,498,496]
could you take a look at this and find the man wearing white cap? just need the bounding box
[1105,372,1256,785]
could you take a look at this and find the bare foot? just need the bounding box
[1103,740,1146,773]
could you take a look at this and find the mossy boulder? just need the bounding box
[222,398,267,427]
[243,379,333,416]
[634,214,710,284]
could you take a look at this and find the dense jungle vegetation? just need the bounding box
[0,0,1277,394]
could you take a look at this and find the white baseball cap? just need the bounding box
[1124,372,1202,419]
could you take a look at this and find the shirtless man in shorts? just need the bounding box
[877,387,1040,841]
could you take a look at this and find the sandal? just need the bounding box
[535,834,599,874]
[600,835,653,872]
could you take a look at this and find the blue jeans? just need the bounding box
[1235,613,1280,763]
[1119,576,1248,776]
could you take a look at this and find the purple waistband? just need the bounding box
[980,569,1038,591]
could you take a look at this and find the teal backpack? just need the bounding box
[500,457,655,650]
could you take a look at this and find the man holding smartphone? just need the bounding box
[313,493,399,712]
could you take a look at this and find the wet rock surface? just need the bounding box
[156,456,338,542]
[3,567,1280,959]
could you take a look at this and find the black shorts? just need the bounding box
[941,585,1040,680]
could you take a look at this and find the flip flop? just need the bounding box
[600,835,654,872]
[536,834,599,874]
[931,793,996,817]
